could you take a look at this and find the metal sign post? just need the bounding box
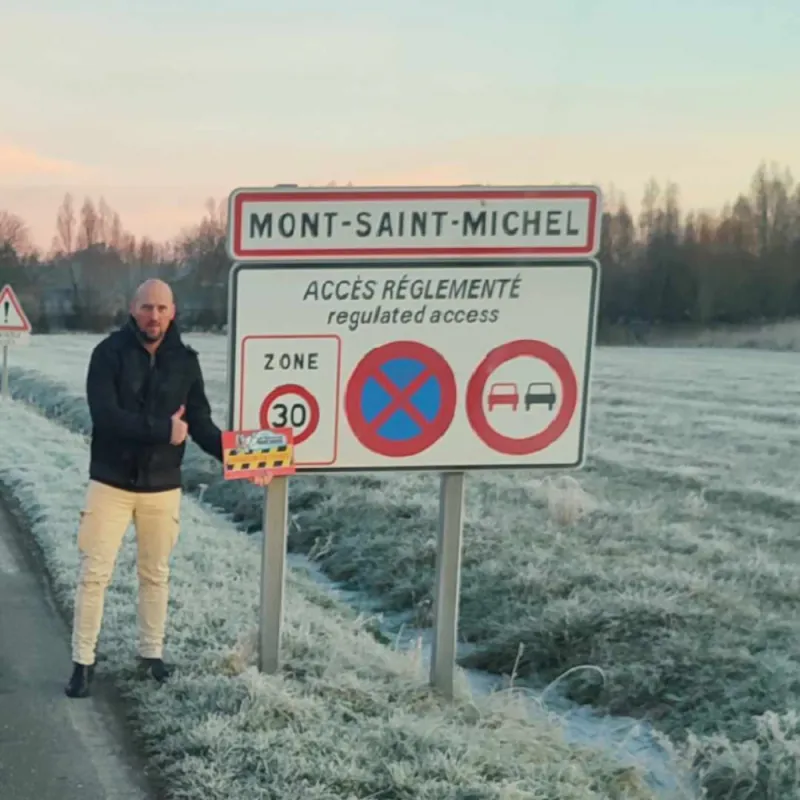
[1,345,8,400]
[258,476,290,673]
[430,471,466,698]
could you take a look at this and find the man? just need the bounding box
[65,279,267,699]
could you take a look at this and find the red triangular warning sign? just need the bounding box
[0,284,31,333]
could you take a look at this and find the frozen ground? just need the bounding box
[602,318,800,351]
[665,319,800,351]
[0,399,669,799]
[5,332,800,798]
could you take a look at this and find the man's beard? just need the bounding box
[137,325,163,343]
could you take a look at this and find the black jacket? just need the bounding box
[86,316,223,492]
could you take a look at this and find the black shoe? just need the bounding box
[65,662,95,698]
[139,657,172,683]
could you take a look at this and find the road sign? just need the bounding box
[0,283,32,400]
[227,185,601,261]
[228,258,598,472]
[344,341,457,458]
[237,334,341,467]
[259,384,320,445]
[466,340,578,456]
[225,183,603,695]
[0,284,31,347]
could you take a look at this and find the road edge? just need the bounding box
[0,480,168,800]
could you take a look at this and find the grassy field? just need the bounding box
[662,318,800,350]
[600,318,800,350]
[6,331,800,798]
[0,399,664,799]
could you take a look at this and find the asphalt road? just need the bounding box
[0,494,157,800]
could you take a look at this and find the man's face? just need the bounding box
[131,288,175,343]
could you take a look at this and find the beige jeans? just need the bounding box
[71,479,182,665]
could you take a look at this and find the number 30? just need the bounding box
[271,402,308,428]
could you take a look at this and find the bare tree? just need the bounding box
[77,197,99,250]
[109,212,123,251]
[638,178,660,241]
[0,210,33,254]
[97,197,113,245]
[55,193,76,254]
[1,160,797,336]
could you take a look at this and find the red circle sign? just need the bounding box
[345,341,456,457]
[465,340,577,456]
[259,383,320,446]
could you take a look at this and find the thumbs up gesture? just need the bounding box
[170,405,188,445]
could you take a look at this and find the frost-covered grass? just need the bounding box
[610,318,800,352]
[0,399,665,799]
[679,319,800,350]
[7,333,800,798]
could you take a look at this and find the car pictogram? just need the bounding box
[487,382,519,411]
[524,381,556,411]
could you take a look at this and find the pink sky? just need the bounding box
[3,130,798,253]
[3,0,799,252]
[4,1,798,252]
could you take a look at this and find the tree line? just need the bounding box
[1,162,798,339]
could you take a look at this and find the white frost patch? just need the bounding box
[0,527,20,574]
[534,475,599,526]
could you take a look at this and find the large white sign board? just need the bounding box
[227,186,602,261]
[227,259,598,472]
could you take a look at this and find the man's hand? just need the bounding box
[170,405,188,445]
[249,474,273,487]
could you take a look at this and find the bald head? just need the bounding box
[133,278,173,305]
[130,279,176,344]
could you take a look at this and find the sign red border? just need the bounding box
[238,333,342,467]
[259,383,320,446]
[345,340,456,458]
[229,187,599,259]
[466,339,578,456]
[0,284,31,332]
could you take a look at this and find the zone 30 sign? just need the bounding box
[226,184,601,473]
